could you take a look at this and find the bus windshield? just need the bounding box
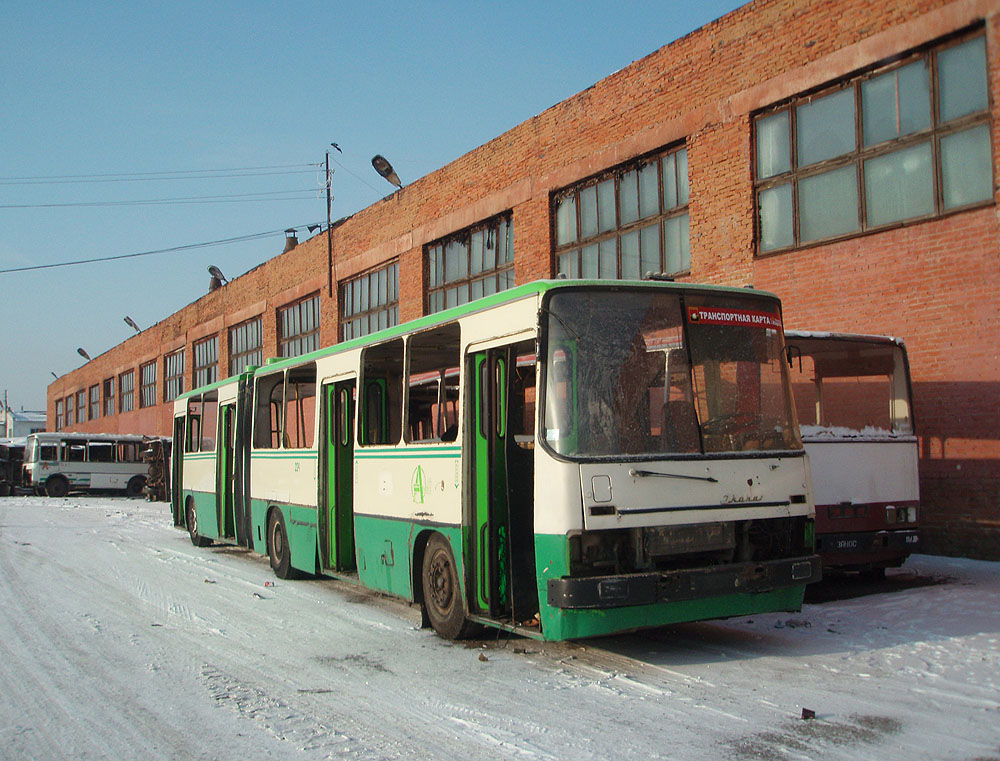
[542,288,801,458]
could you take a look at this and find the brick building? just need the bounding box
[46,0,1000,558]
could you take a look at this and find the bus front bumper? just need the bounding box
[547,555,821,609]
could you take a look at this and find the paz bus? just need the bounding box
[784,331,919,576]
[173,279,820,641]
[23,432,155,497]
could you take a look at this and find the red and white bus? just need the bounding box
[785,331,919,577]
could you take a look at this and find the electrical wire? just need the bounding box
[0,227,319,275]
[0,188,318,209]
[0,163,319,184]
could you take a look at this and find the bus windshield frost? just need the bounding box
[542,289,801,458]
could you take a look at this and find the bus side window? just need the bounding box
[406,324,460,443]
[284,365,316,448]
[361,338,403,446]
[252,374,284,449]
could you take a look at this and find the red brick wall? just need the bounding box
[47,0,1000,557]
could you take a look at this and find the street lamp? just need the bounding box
[371,155,402,189]
[77,348,91,361]
[124,316,141,333]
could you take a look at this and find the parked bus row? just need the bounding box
[171,278,824,641]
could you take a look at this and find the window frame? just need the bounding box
[277,293,321,358]
[193,335,219,388]
[89,384,100,420]
[426,213,515,314]
[139,361,157,409]
[229,316,263,376]
[753,28,993,256]
[553,144,690,280]
[340,261,400,341]
[164,350,185,402]
[119,370,135,414]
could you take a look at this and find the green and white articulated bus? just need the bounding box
[173,279,820,641]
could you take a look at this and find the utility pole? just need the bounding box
[326,150,334,298]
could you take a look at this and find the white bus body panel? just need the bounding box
[804,438,919,506]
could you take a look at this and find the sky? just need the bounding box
[0,0,746,412]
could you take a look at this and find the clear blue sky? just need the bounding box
[0,0,744,412]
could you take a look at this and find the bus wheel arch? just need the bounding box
[45,474,69,498]
[420,531,475,640]
[126,475,146,498]
[185,496,212,547]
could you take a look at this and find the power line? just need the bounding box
[0,188,318,209]
[0,162,319,183]
[0,227,318,275]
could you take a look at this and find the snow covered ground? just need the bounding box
[0,495,997,761]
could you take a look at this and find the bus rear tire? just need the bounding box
[267,510,298,579]
[46,475,69,498]
[126,475,146,498]
[421,533,475,640]
[186,501,213,547]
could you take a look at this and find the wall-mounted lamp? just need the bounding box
[50,371,58,379]
[371,154,402,189]
[307,224,322,234]
[124,316,141,333]
[77,348,91,361]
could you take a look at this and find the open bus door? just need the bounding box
[319,378,357,572]
[469,341,538,627]
[216,403,237,539]
[233,376,254,548]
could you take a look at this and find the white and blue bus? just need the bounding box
[173,279,820,641]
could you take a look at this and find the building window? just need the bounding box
[193,336,218,388]
[103,377,115,417]
[119,371,135,413]
[427,214,514,314]
[229,317,263,376]
[65,395,74,427]
[554,145,689,279]
[164,351,184,402]
[76,390,86,423]
[755,30,992,253]
[140,361,157,408]
[278,293,320,358]
[89,385,100,420]
[55,399,64,431]
[341,262,399,341]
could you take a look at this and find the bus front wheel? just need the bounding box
[186,501,212,547]
[45,475,69,498]
[421,533,475,640]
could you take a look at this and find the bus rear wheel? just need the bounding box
[45,475,69,498]
[186,501,212,547]
[267,510,298,579]
[421,533,475,640]
[126,475,146,498]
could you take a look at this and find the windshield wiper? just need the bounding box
[629,468,718,483]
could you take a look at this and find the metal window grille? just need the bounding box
[164,351,184,402]
[140,362,157,408]
[119,371,135,413]
[193,336,218,388]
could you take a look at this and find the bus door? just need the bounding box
[319,378,357,572]
[229,378,254,548]
[217,403,237,539]
[470,341,538,625]
[171,416,185,526]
